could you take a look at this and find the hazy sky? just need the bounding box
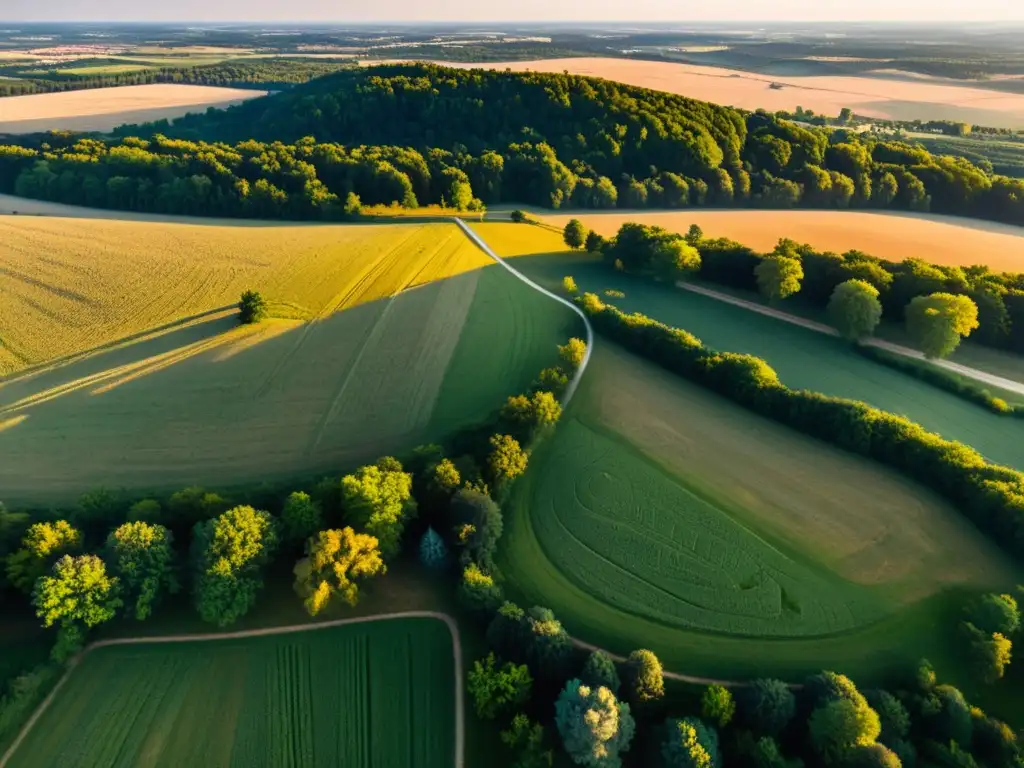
[2,0,1022,23]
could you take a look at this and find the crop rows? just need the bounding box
[8,618,455,768]
[529,419,885,638]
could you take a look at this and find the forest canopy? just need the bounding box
[1,64,1023,225]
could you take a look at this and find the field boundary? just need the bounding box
[677,281,1024,397]
[455,218,593,404]
[0,611,465,768]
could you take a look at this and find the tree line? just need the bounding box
[568,219,1024,357]
[139,63,1024,226]
[570,290,1024,576]
[0,58,355,98]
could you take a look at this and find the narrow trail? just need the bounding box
[678,281,1024,397]
[454,218,593,404]
[0,611,465,768]
[454,221,788,691]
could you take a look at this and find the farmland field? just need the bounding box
[0,217,580,501]
[522,208,1024,272]
[0,84,265,133]
[6,617,456,768]
[500,340,1021,680]
[475,222,1024,466]
[428,56,1024,128]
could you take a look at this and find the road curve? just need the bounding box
[454,218,594,405]
[0,611,465,768]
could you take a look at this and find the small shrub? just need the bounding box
[238,289,268,324]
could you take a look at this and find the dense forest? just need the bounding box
[3,64,1024,225]
[0,58,355,97]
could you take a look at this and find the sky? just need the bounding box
[1,0,1023,23]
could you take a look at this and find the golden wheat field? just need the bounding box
[0,216,578,499]
[423,57,1024,128]
[0,83,265,134]
[524,209,1024,271]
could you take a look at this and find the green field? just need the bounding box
[0,218,580,502]
[476,229,1024,471]
[6,617,456,768]
[501,343,1018,667]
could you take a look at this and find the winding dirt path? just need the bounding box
[455,218,593,405]
[0,611,465,768]
[678,282,1024,396]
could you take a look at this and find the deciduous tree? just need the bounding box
[582,650,621,695]
[625,649,664,703]
[238,289,268,324]
[555,680,635,768]
[661,717,721,768]
[467,652,532,719]
[827,280,883,341]
[104,521,179,620]
[905,292,980,358]
[341,459,416,559]
[701,684,735,728]
[293,527,384,616]
[6,521,82,595]
[33,554,122,660]
[458,562,503,616]
[755,255,803,303]
[501,714,554,768]
[280,491,322,546]
[808,698,881,764]
[564,219,588,249]
[488,434,528,486]
[559,338,588,370]
[191,505,278,626]
[741,679,796,736]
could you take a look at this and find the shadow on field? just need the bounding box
[0,264,545,505]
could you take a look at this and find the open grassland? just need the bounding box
[520,209,1024,272]
[475,221,1024,462]
[431,56,1024,128]
[500,342,1020,682]
[0,219,578,501]
[0,84,265,133]
[6,617,455,768]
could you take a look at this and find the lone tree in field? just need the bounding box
[905,292,980,359]
[191,505,278,627]
[238,289,268,324]
[563,275,579,295]
[555,680,635,768]
[467,652,533,720]
[564,219,588,249]
[661,717,721,768]
[828,280,883,341]
[6,520,82,595]
[625,649,665,703]
[293,527,384,615]
[33,554,122,661]
[104,521,179,620]
[510,210,527,223]
[341,458,416,560]
[279,491,323,547]
[684,224,704,246]
[755,255,803,304]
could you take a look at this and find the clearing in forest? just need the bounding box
[0,218,580,501]
[5,617,456,768]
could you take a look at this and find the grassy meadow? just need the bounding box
[6,617,456,768]
[474,222,1024,469]
[0,218,580,502]
[500,342,1021,684]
